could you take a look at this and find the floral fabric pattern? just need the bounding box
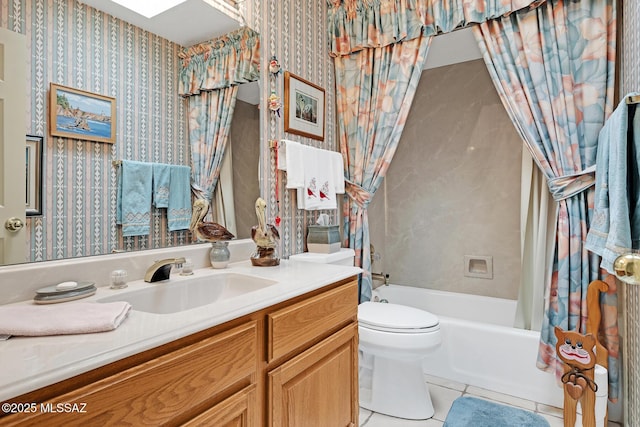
[180,27,260,207]
[335,34,431,302]
[187,87,239,202]
[178,26,260,96]
[472,0,618,399]
[327,0,547,56]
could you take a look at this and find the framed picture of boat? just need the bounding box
[49,83,116,144]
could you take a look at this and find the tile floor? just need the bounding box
[358,374,622,426]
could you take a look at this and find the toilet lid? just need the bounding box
[358,302,439,332]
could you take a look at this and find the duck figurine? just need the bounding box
[250,197,280,266]
[189,198,235,242]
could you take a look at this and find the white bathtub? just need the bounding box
[373,285,564,408]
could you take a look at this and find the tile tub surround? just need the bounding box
[0,257,361,401]
[367,59,522,300]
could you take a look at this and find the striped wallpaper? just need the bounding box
[0,0,189,262]
[242,0,339,258]
[2,0,338,262]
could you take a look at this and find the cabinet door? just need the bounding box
[182,384,258,427]
[3,321,257,426]
[268,323,358,427]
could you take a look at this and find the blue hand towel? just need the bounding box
[168,165,192,231]
[586,94,640,273]
[152,163,171,208]
[117,160,153,237]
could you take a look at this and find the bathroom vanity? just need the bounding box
[0,257,360,426]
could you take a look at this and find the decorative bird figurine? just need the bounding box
[250,197,280,266]
[189,198,235,242]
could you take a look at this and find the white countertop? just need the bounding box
[0,260,361,401]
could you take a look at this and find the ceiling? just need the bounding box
[79,0,243,47]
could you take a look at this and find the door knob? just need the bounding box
[4,217,24,232]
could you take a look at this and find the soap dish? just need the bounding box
[33,281,97,304]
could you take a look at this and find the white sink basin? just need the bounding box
[98,273,277,314]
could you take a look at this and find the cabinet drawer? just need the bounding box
[267,280,357,362]
[4,321,258,426]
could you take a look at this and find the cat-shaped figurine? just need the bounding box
[554,327,598,427]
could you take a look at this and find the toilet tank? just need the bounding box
[289,248,355,266]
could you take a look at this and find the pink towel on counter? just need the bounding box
[0,302,132,337]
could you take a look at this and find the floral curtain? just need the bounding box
[335,34,431,302]
[179,26,260,204]
[472,0,618,399]
[330,0,547,303]
[187,87,239,202]
[327,0,547,57]
[178,26,260,96]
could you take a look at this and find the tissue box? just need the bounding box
[307,225,341,254]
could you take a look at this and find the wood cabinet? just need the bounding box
[269,324,358,427]
[2,277,358,426]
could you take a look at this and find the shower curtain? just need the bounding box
[517,148,556,331]
[472,0,619,399]
[328,0,550,303]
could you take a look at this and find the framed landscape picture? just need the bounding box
[49,83,116,144]
[284,72,325,141]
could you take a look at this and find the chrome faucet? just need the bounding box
[144,257,186,283]
[371,272,390,287]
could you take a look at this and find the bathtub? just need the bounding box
[373,284,564,408]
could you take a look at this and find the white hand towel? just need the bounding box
[330,151,345,194]
[0,302,132,337]
[283,140,307,188]
[277,139,299,171]
[314,148,337,210]
[282,141,343,210]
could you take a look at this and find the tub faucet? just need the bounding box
[144,257,186,283]
[371,272,390,287]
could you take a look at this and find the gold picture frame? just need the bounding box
[49,83,116,144]
[26,135,43,216]
[284,72,325,141]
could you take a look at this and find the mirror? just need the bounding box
[0,0,261,266]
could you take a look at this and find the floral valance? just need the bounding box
[178,26,260,96]
[328,0,547,56]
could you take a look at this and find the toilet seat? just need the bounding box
[358,302,439,333]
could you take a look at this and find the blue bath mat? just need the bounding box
[444,396,550,427]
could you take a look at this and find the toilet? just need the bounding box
[358,301,441,419]
[289,249,442,420]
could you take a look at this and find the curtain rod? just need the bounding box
[627,94,640,105]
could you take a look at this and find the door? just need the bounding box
[0,28,27,265]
